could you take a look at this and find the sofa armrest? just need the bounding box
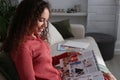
[70,24,85,39]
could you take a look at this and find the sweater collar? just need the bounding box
[25,34,41,41]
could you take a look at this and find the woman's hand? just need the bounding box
[104,73,117,80]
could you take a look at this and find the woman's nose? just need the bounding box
[43,21,47,27]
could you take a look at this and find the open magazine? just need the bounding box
[62,41,90,49]
[56,50,105,80]
[57,41,90,51]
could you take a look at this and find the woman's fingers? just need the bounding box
[104,73,117,80]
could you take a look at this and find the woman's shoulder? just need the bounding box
[23,36,43,49]
[24,35,41,45]
[22,35,49,50]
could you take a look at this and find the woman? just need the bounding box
[1,0,117,80]
[1,0,62,80]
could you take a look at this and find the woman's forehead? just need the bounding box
[40,8,50,21]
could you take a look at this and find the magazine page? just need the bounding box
[57,43,85,51]
[57,43,67,51]
[58,50,104,80]
[62,41,90,49]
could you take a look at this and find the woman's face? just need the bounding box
[35,8,50,35]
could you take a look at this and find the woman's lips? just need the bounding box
[37,28,44,34]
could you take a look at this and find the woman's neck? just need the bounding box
[32,34,37,39]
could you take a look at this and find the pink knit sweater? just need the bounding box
[11,35,61,80]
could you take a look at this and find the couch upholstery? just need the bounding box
[49,23,110,73]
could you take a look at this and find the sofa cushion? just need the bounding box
[0,52,19,80]
[52,19,74,39]
[48,22,64,45]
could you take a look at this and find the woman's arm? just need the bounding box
[52,52,80,66]
[52,52,69,66]
[11,46,35,80]
[104,73,117,80]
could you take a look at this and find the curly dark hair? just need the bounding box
[1,0,50,53]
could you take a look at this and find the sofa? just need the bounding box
[48,23,111,74]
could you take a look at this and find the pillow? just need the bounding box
[52,19,74,39]
[48,22,64,45]
[0,52,19,80]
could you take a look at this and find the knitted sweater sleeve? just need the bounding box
[11,46,35,80]
[52,52,70,66]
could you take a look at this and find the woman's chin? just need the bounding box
[37,32,41,35]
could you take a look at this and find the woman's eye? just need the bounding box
[39,18,45,22]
